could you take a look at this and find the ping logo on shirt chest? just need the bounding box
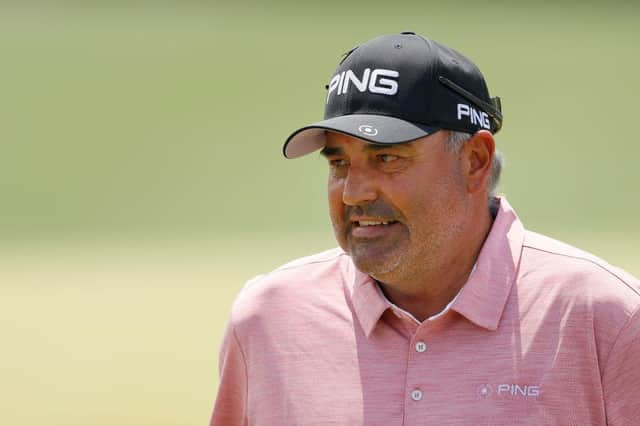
[477,383,541,399]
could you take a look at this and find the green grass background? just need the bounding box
[1,1,639,424]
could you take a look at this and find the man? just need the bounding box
[211,32,639,425]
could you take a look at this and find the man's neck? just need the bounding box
[376,207,494,322]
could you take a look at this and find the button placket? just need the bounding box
[406,332,429,411]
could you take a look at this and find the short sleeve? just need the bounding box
[209,320,248,426]
[603,307,640,425]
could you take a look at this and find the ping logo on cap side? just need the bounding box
[327,68,399,104]
[457,103,491,130]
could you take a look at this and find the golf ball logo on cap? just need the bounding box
[358,124,378,136]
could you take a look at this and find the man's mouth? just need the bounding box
[355,220,398,227]
[350,219,400,238]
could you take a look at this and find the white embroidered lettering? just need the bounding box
[369,69,399,95]
[343,69,370,93]
[326,68,399,103]
[457,103,491,130]
[480,383,541,399]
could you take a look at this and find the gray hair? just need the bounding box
[446,131,503,199]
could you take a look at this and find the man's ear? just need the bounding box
[462,130,495,194]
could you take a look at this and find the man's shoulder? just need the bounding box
[520,230,640,306]
[242,247,348,290]
[228,247,352,322]
[260,247,348,278]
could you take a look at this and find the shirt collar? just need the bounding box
[350,266,388,338]
[451,197,524,331]
[349,197,525,337]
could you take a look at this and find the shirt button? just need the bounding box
[415,341,427,353]
[410,389,423,401]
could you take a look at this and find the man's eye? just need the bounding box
[379,154,399,163]
[330,159,349,167]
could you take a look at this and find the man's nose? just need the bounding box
[342,166,378,206]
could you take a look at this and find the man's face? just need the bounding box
[322,131,471,283]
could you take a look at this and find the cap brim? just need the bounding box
[282,114,440,159]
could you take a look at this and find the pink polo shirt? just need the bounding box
[211,199,640,425]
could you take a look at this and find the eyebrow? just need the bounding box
[320,141,415,157]
[319,146,342,157]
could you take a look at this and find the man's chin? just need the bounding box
[348,245,403,277]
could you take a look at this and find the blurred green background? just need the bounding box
[1,1,638,425]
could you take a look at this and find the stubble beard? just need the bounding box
[336,214,468,287]
[348,233,407,278]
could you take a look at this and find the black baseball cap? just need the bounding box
[283,32,502,159]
